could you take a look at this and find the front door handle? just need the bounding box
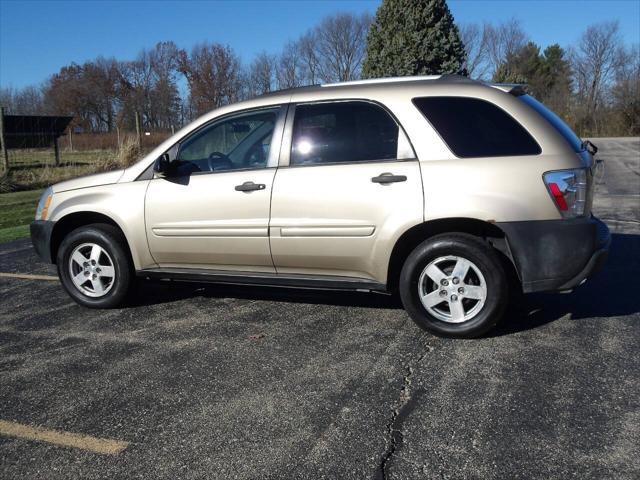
[371,173,407,184]
[235,181,266,192]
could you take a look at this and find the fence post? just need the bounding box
[53,136,60,166]
[0,107,9,173]
[135,111,142,148]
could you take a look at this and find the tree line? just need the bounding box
[461,18,638,137]
[0,0,638,137]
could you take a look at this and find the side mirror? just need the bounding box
[154,153,171,176]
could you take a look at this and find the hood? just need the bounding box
[52,169,125,194]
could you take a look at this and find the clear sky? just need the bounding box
[1,0,638,89]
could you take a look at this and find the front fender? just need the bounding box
[48,181,155,270]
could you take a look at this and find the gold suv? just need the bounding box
[30,75,610,337]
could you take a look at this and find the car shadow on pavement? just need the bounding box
[493,232,640,336]
[128,233,639,334]
[130,278,402,310]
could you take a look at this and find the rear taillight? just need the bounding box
[543,168,588,218]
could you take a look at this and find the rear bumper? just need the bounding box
[30,220,55,264]
[497,216,610,293]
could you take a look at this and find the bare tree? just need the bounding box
[485,18,528,76]
[610,43,640,135]
[247,51,277,97]
[178,43,242,117]
[460,23,490,79]
[42,64,85,127]
[0,87,12,111]
[117,42,182,131]
[571,21,624,134]
[280,12,370,87]
[297,31,321,85]
[43,58,119,132]
[315,12,372,82]
[117,50,154,131]
[149,41,181,129]
[0,85,44,114]
[84,57,119,131]
[277,41,304,89]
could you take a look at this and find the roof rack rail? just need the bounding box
[255,74,479,97]
[321,75,441,87]
[254,84,320,99]
[321,74,478,88]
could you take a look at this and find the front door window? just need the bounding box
[176,107,280,174]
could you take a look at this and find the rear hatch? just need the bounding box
[492,84,597,217]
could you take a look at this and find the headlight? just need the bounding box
[35,187,53,220]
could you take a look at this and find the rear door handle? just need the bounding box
[235,181,266,192]
[371,173,407,184]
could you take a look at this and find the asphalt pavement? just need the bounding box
[1,138,638,479]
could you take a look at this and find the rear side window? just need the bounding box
[291,101,399,165]
[413,97,541,158]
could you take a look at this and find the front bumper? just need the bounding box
[30,220,55,264]
[498,216,610,293]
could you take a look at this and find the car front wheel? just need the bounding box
[57,224,133,308]
[399,233,508,338]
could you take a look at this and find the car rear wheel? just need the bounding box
[399,233,508,338]
[57,224,133,308]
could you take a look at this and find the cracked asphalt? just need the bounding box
[1,138,639,479]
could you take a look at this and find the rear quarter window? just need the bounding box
[518,94,584,153]
[412,96,541,158]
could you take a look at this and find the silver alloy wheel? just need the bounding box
[418,255,487,324]
[68,243,116,298]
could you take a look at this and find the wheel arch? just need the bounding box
[50,211,134,268]
[386,217,520,292]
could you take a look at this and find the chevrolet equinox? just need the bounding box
[30,75,610,337]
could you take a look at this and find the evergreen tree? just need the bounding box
[493,42,545,92]
[541,44,572,117]
[493,42,572,116]
[362,0,467,78]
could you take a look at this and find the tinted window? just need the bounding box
[413,97,541,158]
[176,107,279,173]
[291,102,399,165]
[519,94,584,153]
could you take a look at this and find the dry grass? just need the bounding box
[6,150,115,191]
[95,135,143,172]
[118,135,144,167]
[0,171,13,194]
[4,136,147,191]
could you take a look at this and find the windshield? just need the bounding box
[519,94,585,153]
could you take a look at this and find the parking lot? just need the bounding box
[1,137,638,479]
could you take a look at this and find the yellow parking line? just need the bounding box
[0,420,129,455]
[0,246,32,256]
[0,272,58,281]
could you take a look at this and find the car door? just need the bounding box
[145,105,286,272]
[269,100,424,283]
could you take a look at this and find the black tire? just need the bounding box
[399,233,508,338]
[56,223,133,308]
